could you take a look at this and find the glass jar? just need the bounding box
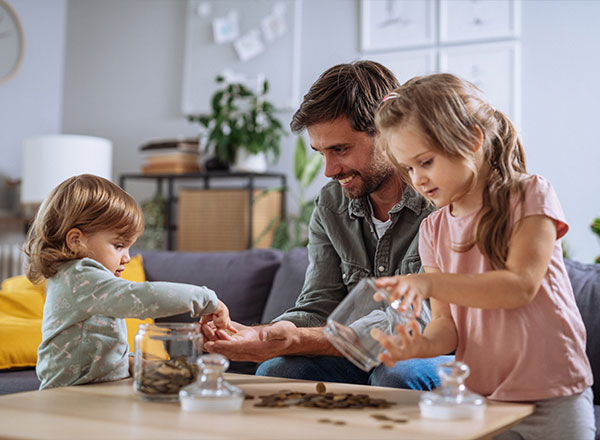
[133,322,203,402]
[179,354,244,412]
[324,277,415,372]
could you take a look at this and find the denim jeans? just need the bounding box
[255,355,454,390]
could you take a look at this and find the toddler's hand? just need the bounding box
[370,320,426,367]
[201,300,236,334]
[375,275,430,317]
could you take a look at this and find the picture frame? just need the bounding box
[439,41,521,125]
[360,0,435,52]
[363,49,437,85]
[439,0,521,44]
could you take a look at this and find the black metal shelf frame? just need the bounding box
[119,171,287,250]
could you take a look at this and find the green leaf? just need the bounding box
[300,201,316,224]
[300,152,323,188]
[294,136,307,181]
[271,221,291,250]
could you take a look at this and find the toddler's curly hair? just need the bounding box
[24,174,145,283]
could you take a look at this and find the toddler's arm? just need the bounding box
[69,259,220,320]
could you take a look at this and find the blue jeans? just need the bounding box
[256,355,454,390]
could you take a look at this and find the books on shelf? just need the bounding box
[140,138,202,175]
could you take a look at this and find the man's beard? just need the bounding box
[341,156,395,199]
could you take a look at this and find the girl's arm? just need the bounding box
[378,214,557,310]
[372,268,458,366]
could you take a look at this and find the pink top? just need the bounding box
[419,174,592,402]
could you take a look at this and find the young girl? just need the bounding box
[372,73,595,439]
[25,174,233,390]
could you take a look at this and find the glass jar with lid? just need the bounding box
[133,322,203,402]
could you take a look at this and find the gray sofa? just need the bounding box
[0,249,598,437]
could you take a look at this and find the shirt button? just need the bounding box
[378,266,385,272]
[342,273,346,279]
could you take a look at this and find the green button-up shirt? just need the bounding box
[274,181,434,330]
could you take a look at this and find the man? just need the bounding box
[204,61,451,389]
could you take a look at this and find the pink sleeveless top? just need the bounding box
[419,174,592,401]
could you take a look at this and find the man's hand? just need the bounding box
[202,320,299,363]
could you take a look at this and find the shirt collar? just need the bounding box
[348,185,426,218]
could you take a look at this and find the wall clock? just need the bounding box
[0,0,25,84]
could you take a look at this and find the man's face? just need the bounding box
[307,117,395,199]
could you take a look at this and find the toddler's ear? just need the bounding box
[65,228,84,253]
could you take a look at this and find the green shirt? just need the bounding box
[274,181,434,329]
[37,258,218,389]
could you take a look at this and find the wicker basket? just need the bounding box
[176,188,282,251]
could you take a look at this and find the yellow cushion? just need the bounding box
[0,254,150,369]
[120,255,154,353]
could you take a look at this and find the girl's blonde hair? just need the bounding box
[376,73,527,269]
[24,174,145,283]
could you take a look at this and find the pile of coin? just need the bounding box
[252,383,396,410]
[137,356,198,395]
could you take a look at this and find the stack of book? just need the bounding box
[140,138,202,175]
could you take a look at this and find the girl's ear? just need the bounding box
[471,125,484,152]
[66,228,84,254]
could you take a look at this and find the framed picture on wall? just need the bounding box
[439,41,521,125]
[439,0,521,44]
[182,0,302,114]
[360,0,435,51]
[363,49,437,85]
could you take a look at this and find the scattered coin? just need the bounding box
[253,388,396,410]
[380,424,394,430]
[317,419,332,424]
[316,382,326,394]
[333,421,347,425]
[370,414,408,423]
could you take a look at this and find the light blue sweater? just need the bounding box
[37,258,218,389]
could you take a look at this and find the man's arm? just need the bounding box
[204,195,349,362]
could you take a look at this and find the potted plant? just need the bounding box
[187,75,286,172]
[592,216,600,263]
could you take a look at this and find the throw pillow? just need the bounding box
[120,254,154,353]
[142,248,283,325]
[0,287,44,369]
[261,247,308,323]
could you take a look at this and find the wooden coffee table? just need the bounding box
[0,374,533,439]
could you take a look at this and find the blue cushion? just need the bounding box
[140,248,283,326]
[564,259,600,405]
[261,247,309,323]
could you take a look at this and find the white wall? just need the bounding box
[1,0,599,262]
[0,0,66,205]
[520,0,600,262]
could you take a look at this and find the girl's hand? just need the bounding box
[375,275,431,317]
[201,300,237,335]
[370,319,427,367]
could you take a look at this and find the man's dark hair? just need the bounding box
[290,60,399,136]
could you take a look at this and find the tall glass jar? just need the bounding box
[134,322,203,402]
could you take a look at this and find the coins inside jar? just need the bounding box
[138,355,198,396]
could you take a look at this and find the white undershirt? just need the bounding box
[368,199,392,239]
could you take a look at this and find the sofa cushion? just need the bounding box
[564,259,600,405]
[141,249,283,326]
[261,247,309,323]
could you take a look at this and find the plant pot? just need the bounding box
[234,150,267,173]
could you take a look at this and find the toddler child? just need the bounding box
[372,73,595,439]
[24,174,233,389]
